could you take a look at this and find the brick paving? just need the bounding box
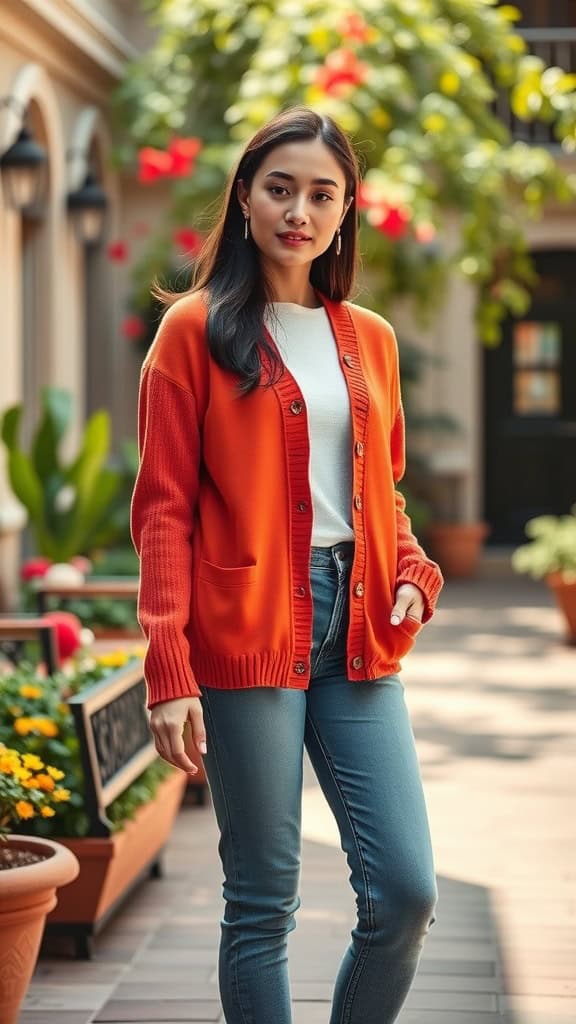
[20,576,576,1023]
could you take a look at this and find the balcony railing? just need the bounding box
[493,28,576,146]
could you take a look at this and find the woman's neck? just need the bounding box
[263,263,320,308]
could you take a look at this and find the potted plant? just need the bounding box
[512,504,576,645]
[422,456,490,578]
[1,387,140,636]
[0,745,79,1023]
[0,648,189,957]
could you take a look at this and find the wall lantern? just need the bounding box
[66,171,108,245]
[0,100,48,213]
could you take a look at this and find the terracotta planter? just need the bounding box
[0,836,79,1024]
[426,521,490,579]
[45,768,187,957]
[546,572,576,645]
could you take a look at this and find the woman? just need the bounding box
[131,105,444,1024]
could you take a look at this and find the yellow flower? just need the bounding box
[96,651,128,668]
[15,800,35,819]
[19,684,42,699]
[53,788,71,802]
[36,719,58,738]
[22,754,44,771]
[14,717,33,736]
[46,765,64,781]
[22,777,38,788]
[13,766,32,781]
[0,753,20,774]
[40,806,55,818]
[33,773,55,792]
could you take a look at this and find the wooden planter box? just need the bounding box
[45,769,187,958]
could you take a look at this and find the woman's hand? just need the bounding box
[390,583,425,626]
[149,697,207,775]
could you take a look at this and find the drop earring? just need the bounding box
[244,216,250,240]
[336,228,342,256]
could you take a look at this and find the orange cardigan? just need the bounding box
[130,289,443,708]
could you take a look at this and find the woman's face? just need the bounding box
[237,138,353,271]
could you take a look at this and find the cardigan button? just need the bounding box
[355,441,364,457]
[290,400,303,415]
[296,501,308,512]
[351,655,364,670]
[354,494,363,511]
[295,586,306,597]
[343,354,354,367]
[353,581,364,597]
[293,661,307,675]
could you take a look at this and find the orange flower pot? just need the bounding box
[45,769,187,957]
[546,572,576,645]
[0,836,79,1024]
[425,522,490,579]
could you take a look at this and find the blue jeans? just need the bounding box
[199,541,437,1024]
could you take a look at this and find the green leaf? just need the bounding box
[6,449,43,524]
[31,388,72,483]
[0,405,22,451]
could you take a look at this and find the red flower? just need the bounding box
[21,558,52,582]
[315,49,368,96]
[338,12,371,43]
[168,137,202,178]
[42,611,82,661]
[375,206,411,239]
[107,241,129,262]
[121,315,146,341]
[138,146,173,184]
[173,227,203,256]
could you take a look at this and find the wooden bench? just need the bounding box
[0,614,60,675]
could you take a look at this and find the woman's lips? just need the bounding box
[277,234,312,247]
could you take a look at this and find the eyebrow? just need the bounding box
[264,170,340,188]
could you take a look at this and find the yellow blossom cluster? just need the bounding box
[0,743,71,835]
[13,716,59,737]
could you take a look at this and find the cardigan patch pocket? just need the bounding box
[390,612,423,660]
[198,559,257,587]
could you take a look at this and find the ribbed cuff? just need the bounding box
[144,636,201,708]
[396,560,444,623]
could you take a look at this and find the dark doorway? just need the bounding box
[483,249,576,544]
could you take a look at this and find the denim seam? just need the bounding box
[304,709,375,1024]
[201,689,252,1024]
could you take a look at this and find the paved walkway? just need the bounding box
[20,577,576,1024]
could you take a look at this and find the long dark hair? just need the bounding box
[154,106,361,394]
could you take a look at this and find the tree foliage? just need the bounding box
[112,0,576,342]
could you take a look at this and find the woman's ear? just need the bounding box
[339,195,354,227]
[236,179,250,218]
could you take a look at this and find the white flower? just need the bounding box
[44,563,85,587]
[54,485,76,513]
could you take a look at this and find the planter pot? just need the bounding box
[0,836,79,1024]
[426,522,490,579]
[45,768,187,958]
[546,572,576,645]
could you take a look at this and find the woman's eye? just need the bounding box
[269,186,288,196]
[314,192,333,202]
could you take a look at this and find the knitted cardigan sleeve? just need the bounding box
[131,364,202,706]
[389,337,444,623]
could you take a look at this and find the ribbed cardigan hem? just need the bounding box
[146,649,407,708]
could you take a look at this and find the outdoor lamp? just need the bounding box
[0,122,48,213]
[66,171,108,245]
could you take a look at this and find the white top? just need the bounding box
[264,301,355,547]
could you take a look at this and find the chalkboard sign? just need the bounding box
[68,660,156,836]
